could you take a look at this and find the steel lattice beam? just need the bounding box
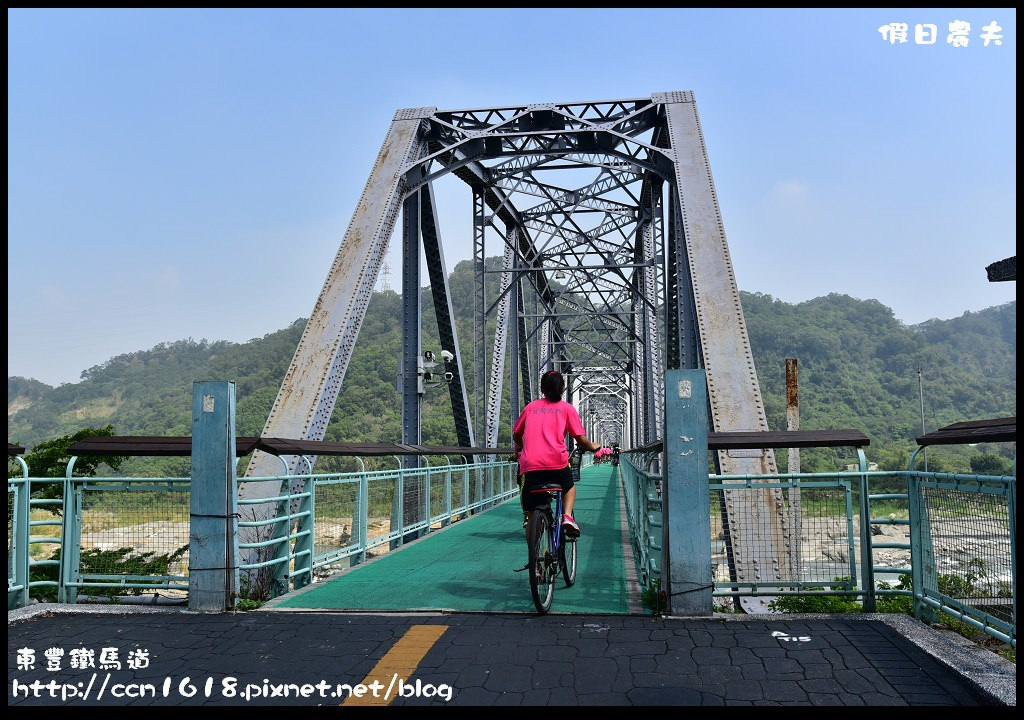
[259,92,789,615]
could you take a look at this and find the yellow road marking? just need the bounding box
[341,624,448,706]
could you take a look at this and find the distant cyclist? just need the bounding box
[513,370,608,540]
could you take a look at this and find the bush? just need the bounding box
[29,545,188,602]
[767,577,860,613]
[641,579,667,615]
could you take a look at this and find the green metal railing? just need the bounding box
[619,449,1016,647]
[26,479,65,604]
[236,472,315,599]
[709,472,859,599]
[9,458,518,607]
[619,449,662,586]
[59,475,192,603]
[236,459,519,598]
[8,470,29,609]
[10,444,1013,647]
[905,454,1015,646]
[310,459,517,572]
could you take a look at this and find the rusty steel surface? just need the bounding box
[621,429,868,454]
[663,97,789,611]
[985,255,1016,282]
[241,110,432,493]
[67,436,260,457]
[256,438,511,458]
[917,417,1016,446]
[786,358,799,410]
[64,436,512,460]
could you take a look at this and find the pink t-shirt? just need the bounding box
[512,399,585,474]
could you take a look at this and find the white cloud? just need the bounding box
[772,180,809,201]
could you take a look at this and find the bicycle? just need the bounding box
[524,450,581,614]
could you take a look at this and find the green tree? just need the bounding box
[13,425,129,508]
[13,425,127,479]
[970,453,1013,476]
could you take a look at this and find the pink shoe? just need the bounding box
[561,514,580,538]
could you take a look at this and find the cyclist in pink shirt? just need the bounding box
[513,370,607,538]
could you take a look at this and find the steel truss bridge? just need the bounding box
[240,92,790,612]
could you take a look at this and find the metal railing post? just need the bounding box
[857,448,875,612]
[442,457,453,527]
[58,456,81,605]
[189,381,239,611]
[391,469,404,550]
[292,457,314,591]
[663,370,712,616]
[352,458,368,567]
[424,467,432,535]
[9,459,30,610]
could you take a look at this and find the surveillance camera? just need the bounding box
[440,349,454,362]
[444,372,454,382]
[424,350,434,361]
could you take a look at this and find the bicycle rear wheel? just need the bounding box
[528,508,555,614]
[559,536,577,587]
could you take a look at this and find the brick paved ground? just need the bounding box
[7,607,1015,707]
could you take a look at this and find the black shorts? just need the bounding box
[519,466,574,512]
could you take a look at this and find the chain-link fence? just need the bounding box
[914,471,1014,641]
[618,452,1015,645]
[310,460,517,579]
[619,450,663,588]
[62,478,191,602]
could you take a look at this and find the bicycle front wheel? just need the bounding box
[559,536,577,587]
[528,509,555,614]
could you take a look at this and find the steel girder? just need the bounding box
[661,95,789,610]
[483,238,515,454]
[420,182,475,450]
[257,93,788,612]
[241,107,434,497]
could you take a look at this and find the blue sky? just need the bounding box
[8,8,1017,387]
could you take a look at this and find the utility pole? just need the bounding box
[918,368,927,471]
[786,358,801,582]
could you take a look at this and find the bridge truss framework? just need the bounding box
[242,92,792,611]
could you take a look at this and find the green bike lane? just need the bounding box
[269,465,636,614]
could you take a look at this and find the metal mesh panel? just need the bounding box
[404,470,428,532]
[307,462,517,572]
[469,465,484,509]
[450,465,469,516]
[490,466,501,501]
[427,466,446,527]
[619,451,662,587]
[311,476,359,571]
[365,473,398,555]
[78,482,190,594]
[712,480,854,589]
[923,482,1013,625]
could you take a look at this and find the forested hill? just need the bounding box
[8,258,1016,475]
